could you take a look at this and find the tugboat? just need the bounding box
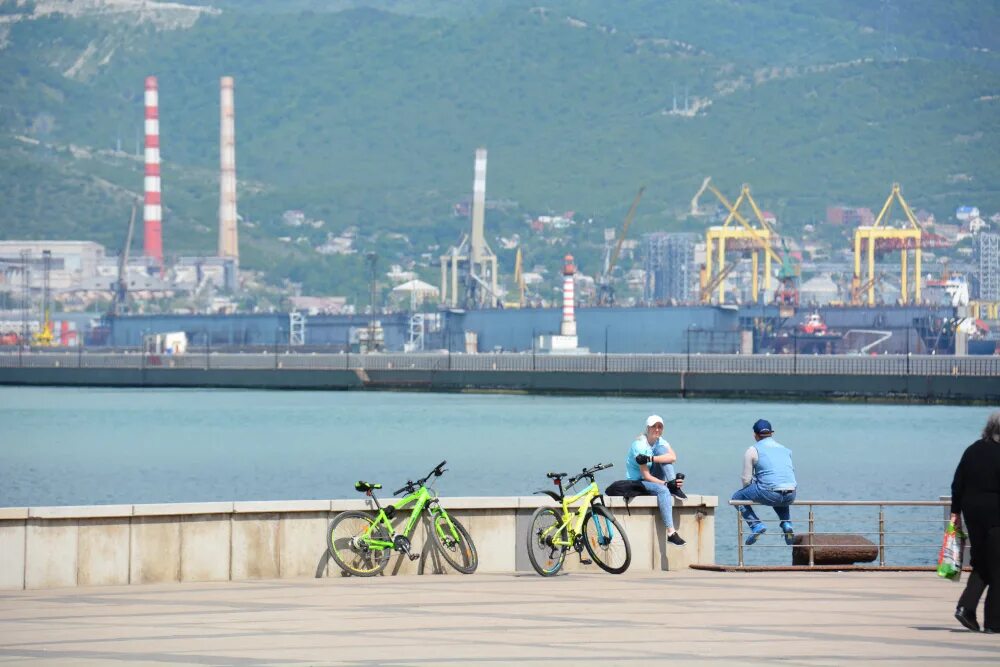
[798,312,828,336]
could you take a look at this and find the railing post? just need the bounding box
[807,505,815,567]
[878,505,886,566]
[737,507,744,567]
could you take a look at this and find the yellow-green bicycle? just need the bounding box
[526,462,631,576]
[327,461,477,576]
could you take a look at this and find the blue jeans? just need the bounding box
[731,481,796,529]
[642,480,674,530]
[649,443,676,483]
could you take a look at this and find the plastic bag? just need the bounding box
[937,522,966,582]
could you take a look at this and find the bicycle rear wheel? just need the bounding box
[430,514,478,574]
[328,511,391,577]
[583,505,631,574]
[526,507,567,576]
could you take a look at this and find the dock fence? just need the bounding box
[0,351,996,376]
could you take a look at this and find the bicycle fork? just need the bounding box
[592,511,615,547]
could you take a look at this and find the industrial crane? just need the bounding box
[503,247,527,308]
[850,272,884,306]
[597,186,645,307]
[31,250,53,346]
[699,261,737,302]
[109,205,137,317]
[774,238,799,309]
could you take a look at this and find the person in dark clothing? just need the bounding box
[951,411,1000,633]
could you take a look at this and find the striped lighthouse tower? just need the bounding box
[560,254,577,337]
[143,76,163,270]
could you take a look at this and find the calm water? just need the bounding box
[1,386,991,564]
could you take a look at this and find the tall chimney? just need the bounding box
[470,148,487,263]
[561,254,577,337]
[218,76,238,261]
[143,76,163,269]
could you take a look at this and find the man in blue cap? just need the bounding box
[732,419,797,546]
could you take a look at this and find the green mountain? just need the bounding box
[1,0,998,299]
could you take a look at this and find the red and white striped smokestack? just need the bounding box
[143,76,163,269]
[560,254,577,337]
[218,76,238,261]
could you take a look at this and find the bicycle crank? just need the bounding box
[393,534,420,561]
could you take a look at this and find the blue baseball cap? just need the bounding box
[752,419,773,435]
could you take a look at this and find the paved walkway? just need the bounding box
[0,571,997,665]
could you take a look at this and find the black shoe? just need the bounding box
[666,480,688,499]
[667,532,686,546]
[955,606,980,632]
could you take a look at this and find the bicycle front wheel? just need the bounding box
[431,514,478,574]
[583,505,631,574]
[328,511,391,577]
[526,507,567,576]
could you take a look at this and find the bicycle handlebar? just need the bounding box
[393,460,448,496]
[568,462,613,486]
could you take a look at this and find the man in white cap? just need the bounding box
[625,414,686,546]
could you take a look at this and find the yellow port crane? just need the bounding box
[31,250,53,347]
[849,272,885,306]
[597,186,645,307]
[109,205,138,317]
[853,183,923,306]
[504,247,527,308]
[699,261,737,302]
[703,183,782,304]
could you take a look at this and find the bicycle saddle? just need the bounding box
[546,472,568,480]
[354,481,382,492]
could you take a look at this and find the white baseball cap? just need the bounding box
[645,415,664,428]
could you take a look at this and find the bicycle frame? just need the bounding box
[358,484,460,551]
[548,480,612,548]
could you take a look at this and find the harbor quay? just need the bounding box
[1,572,997,665]
[1,351,998,402]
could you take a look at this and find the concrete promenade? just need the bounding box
[1,571,997,666]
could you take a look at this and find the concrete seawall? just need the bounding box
[0,495,716,590]
[0,365,996,402]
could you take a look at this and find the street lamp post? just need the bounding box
[531,328,536,372]
[793,333,798,374]
[274,327,280,370]
[604,325,610,373]
[906,325,911,375]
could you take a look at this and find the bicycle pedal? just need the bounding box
[408,553,420,561]
[579,557,592,565]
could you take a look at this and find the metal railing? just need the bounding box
[730,499,949,568]
[1,351,997,376]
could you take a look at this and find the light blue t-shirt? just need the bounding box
[625,436,670,481]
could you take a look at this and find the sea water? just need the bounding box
[1,386,989,565]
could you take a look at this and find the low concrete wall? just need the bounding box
[0,495,716,589]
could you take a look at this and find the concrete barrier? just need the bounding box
[0,495,716,589]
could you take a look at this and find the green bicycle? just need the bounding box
[526,462,631,576]
[327,461,478,577]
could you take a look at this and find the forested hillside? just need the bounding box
[1,0,997,296]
